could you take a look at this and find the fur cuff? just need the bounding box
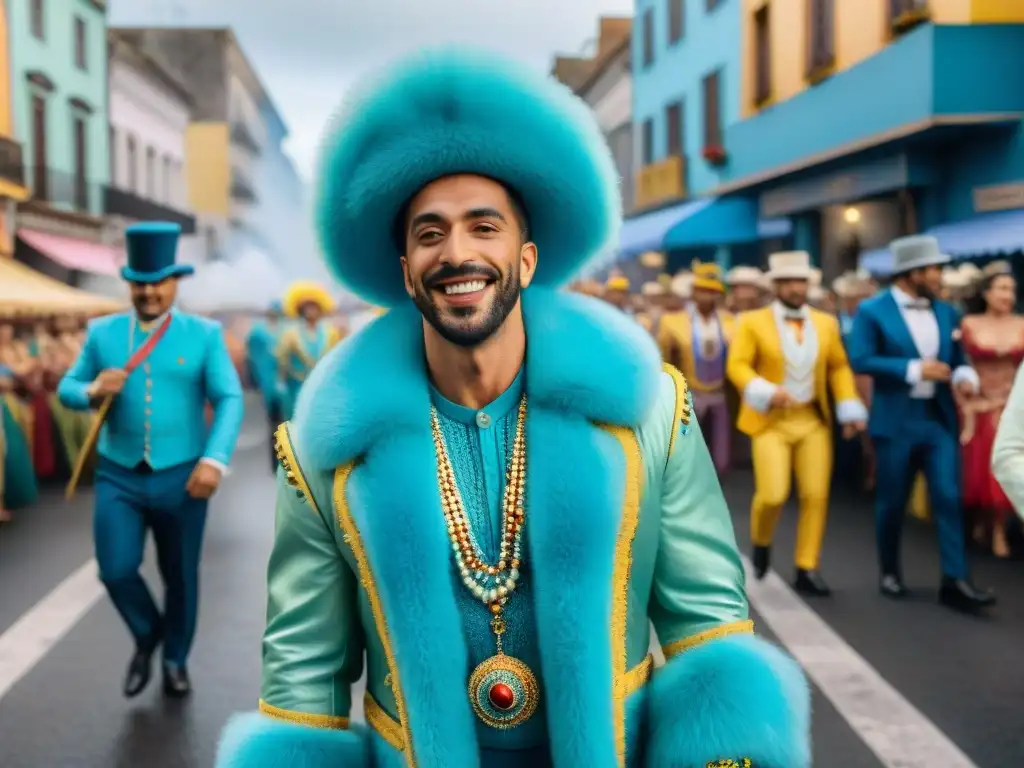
[216,712,370,768]
[646,635,810,768]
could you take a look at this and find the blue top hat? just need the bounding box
[121,221,195,284]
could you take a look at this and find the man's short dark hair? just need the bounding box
[391,178,531,253]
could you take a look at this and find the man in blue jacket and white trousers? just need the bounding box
[58,222,245,698]
[847,234,994,612]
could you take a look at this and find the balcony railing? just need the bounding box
[26,165,99,215]
[634,155,687,211]
[0,137,25,187]
[103,186,197,234]
[230,121,262,155]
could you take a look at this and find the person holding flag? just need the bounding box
[57,222,244,699]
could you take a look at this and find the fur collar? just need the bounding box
[292,287,661,471]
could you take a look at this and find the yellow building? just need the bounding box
[720,1,1024,279]
[741,0,1024,116]
[0,0,31,258]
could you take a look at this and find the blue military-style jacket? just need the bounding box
[58,310,245,471]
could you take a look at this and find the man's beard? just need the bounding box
[778,294,805,310]
[413,263,520,348]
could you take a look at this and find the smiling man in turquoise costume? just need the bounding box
[216,49,809,768]
[59,222,244,699]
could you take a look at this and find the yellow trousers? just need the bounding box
[750,406,832,570]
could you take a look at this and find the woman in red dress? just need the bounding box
[960,262,1024,557]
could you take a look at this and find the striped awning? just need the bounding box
[0,257,125,316]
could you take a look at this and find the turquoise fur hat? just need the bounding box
[314,47,622,306]
[121,221,194,283]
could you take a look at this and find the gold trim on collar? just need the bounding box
[661,363,691,462]
[601,424,644,767]
[334,464,416,767]
[273,423,318,514]
[257,699,350,730]
[617,653,654,699]
[662,619,755,660]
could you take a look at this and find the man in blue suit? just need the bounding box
[848,235,994,612]
[245,301,284,470]
[59,222,245,697]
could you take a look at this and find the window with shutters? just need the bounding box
[146,147,156,198]
[642,9,655,67]
[702,70,722,148]
[806,0,835,81]
[887,0,930,34]
[126,135,137,193]
[668,0,685,44]
[73,117,88,211]
[31,95,47,199]
[642,118,655,165]
[665,101,684,157]
[753,5,771,105]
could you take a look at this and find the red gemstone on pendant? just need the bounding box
[488,682,515,711]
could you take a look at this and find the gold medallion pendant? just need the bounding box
[468,651,540,729]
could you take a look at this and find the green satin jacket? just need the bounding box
[256,292,754,767]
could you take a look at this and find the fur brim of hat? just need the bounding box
[314,48,621,306]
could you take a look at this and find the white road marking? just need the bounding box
[742,557,978,767]
[0,559,104,701]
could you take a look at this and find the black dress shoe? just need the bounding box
[123,647,156,698]
[162,665,191,698]
[879,574,908,599]
[939,577,996,612]
[794,569,831,597]
[752,546,771,580]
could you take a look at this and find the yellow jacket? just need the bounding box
[726,305,859,436]
[657,309,735,392]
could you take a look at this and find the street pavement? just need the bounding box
[0,412,1022,767]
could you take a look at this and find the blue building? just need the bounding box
[621,0,789,275]
[712,4,1024,280]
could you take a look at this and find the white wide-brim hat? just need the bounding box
[767,251,813,281]
[670,271,693,298]
[889,235,950,275]
[725,266,765,288]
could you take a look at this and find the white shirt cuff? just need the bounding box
[743,377,777,414]
[952,365,980,392]
[835,398,868,424]
[200,457,230,476]
[905,359,922,385]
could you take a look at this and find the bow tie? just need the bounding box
[905,300,931,310]
[784,313,805,322]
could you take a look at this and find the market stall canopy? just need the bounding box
[18,228,121,276]
[0,257,126,316]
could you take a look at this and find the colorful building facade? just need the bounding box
[0,0,30,256]
[8,0,109,219]
[623,0,790,271]
[721,1,1024,277]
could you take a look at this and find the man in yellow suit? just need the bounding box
[727,251,867,596]
[658,261,735,474]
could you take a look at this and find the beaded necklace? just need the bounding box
[430,394,539,729]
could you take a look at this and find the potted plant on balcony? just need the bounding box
[702,144,728,167]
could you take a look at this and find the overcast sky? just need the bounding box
[109,0,634,181]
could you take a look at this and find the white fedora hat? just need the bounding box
[889,235,950,274]
[670,271,693,298]
[766,251,813,281]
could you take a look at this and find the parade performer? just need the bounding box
[847,235,995,611]
[275,281,339,421]
[726,251,867,596]
[247,300,285,470]
[216,49,809,768]
[57,222,244,698]
[657,262,734,474]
